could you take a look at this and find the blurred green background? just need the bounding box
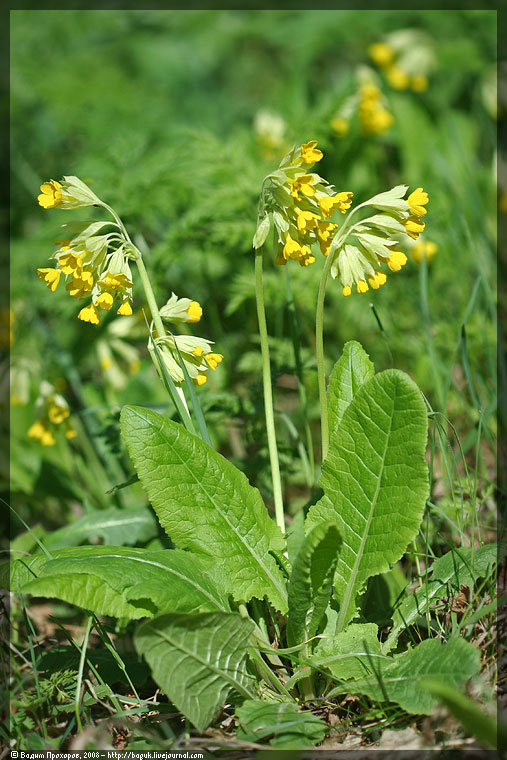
[9,10,497,542]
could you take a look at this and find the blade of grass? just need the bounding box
[75,616,94,733]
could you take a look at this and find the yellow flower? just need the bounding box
[65,425,77,440]
[48,400,70,425]
[37,180,62,209]
[342,285,352,297]
[28,419,56,446]
[404,216,425,239]
[356,279,369,294]
[411,240,438,264]
[37,268,61,292]
[297,210,320,233]
[283,234,302,261]
[385,65,410,90]
[95,292,114,310]
[300,140,323,164]
[319,192,353,219]
[331,118,349,138]
[407,187,429,217]
[387,250,408,272]
[368,42,395,68]
[186,301,202,323]
[205,353,224,370]
[290,174,316,199]
[194,372,207,386]
[368,270,388,289]
[58,250,83,276]
[117,300,133,316]
[66,270,94,298]
[97,272,133,290]
[78,302,100,325]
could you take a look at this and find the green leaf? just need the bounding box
[38,646,151,687]
[121,405,288,612]
[44,507,158,550]
[420,679,500,749]
[307,370,429,633]
[20,546,228,619]
[327,340,374,438]
[310,623,385,683]
[7,553,50,592]
[253,214,271,248]
[286,522,341,648]
[135,611,255,732]
[360,564,408,627]
[331,637,481,715]
[236,700,327,748]
[383,543,498,653]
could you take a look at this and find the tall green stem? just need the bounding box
[255,248,285,535]
[315,251,335,461]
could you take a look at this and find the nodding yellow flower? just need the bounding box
[78,302,100,325]
[385,65,410,90]
[48,400,70,425]
[37,180,63,209]
[299,246,315,267]
[98,272,133,290]
[283,234,302,261]
[316,220,337,242]
[356,279,369,294]
[37,268,61,292]
[28,420,56,446]
[95,292,114,310]
[319,192,353,218]
[411,239,438,264]
[330,118,349,138]
[358,83,394,136]
[194,372,207,386]
[297,210,320,233]
[57,250,83,275]
[404,216,425,239]
[368,270,388,289]
[290,174,316,199]
[407,187,429,217]
[117,300,133,316]
[368,42,395,68]
[300,140,323,164]
[342,285,352,297]
[387,250,408,272]
[186,301,202,323]
[66,270,94,298]
[205,353,224,371]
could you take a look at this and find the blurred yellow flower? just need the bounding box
[411,239,438,264]
[330,117,350,138]
[368,42,395,67]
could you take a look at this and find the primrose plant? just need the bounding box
[11,146,490,747]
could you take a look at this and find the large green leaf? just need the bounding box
[310,623,386,683]
[383,543,498,653]
[236,700,327,748]
[286,522,341,648]
[44,507,158,550]
[327,340,374,438]
[121,406,288,612]
[306,370,428,633]
[135,611,255,732]
[20,546,228,619]
[329,637,481,716]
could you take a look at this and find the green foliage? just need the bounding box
[135,612,256,732]
[286,522,341,648]
[43,506,158,550]
[19,546,228,618]
[311,622,383,682]
[330,637,481,715]
[307,370,429,632]
[236,700,327,748]
[120,405,288,612]
[327,340,374,438]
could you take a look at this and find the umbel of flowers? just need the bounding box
[253,141,353,264]
[28,381,76,447]
[368,29,435,92]
[330,68,394,138]
[36,176,223,387]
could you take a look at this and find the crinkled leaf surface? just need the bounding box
[236,700,327,748]
[383,542,498,653]
[307,370,428,633]
[286,522,341,648]
[135,611,255,732]
[121,406,287,612]
[310,623,385,683]
[20,546,227,619]
[327,340,374,438]
[330,637,481,715]
[44,506,157,550]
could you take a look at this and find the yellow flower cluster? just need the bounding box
[149,333,223,387]
[37,177,134,325]
[253,141,353,264]
[368,30,434,93]
[330,185,429,296]
[358,82,394,136]
[27,382,76,446]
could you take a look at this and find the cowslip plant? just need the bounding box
[10,150,495,749]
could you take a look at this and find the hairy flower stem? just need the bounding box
[315,250,336,461]
[255,248,285,536]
